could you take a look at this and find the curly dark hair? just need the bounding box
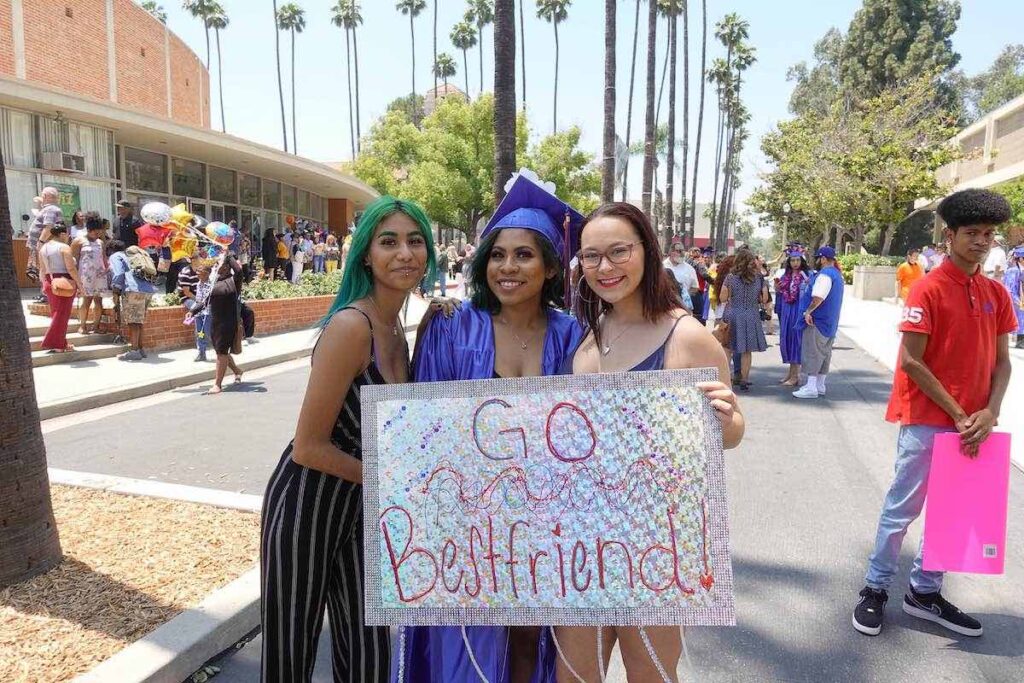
[469,228,565,313]
[731,248,759,282]
[936,189,1011,231]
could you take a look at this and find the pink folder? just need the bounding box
[922,432,1011,574]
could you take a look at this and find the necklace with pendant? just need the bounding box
[368,296,399,336]
[601,317,634,356]
[499,316,539,350]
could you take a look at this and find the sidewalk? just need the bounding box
[839,292,1024,470]
[32,295,432,420]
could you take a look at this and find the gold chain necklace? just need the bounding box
[367,296,399,336]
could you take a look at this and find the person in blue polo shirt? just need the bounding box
[792,246,845,399]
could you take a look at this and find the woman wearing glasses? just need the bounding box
[395,174,585,683]
[556,202,744,681]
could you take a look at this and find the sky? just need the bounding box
[159,0,1024,213]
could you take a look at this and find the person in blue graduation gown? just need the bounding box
[392,173,585,683]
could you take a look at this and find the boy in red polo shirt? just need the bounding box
[853,189,1016,638]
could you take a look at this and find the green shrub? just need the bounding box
[241,270,344,300]
[835,254,902,284]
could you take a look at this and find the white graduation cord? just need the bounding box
[639,626,673,683]
[597,626,607,683]
[460,625,491,683]
[396,626,407,683]
[549,626,586,683]
[680,625,694,680]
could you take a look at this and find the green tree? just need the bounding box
[387,93,426,123]
[840,0,961,105]
[451,21,478,98]
[786,28,845,117]
[331,1,357,159]
[527,127,602,214]
[205,3,228,134]
[396,0,427,115]
[141,1,167,23]
[536,0,572,135]
[182,0,216,69]
[276,3,306,155]
[433,53,457,89]
[994,177,1024,227]
[466,0,495,94]
[962,44,1024,122]
[341,2,364,152]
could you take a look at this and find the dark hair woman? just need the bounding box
[777,250,812,385]
[206,253,245,394]
[260,196,436,682]
[38,222,83,352]
[556,202,744,681]
[719,248,769,389]
[397,175,586,682]
[71,211,108,335]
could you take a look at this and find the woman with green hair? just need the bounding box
[260,196,436,682]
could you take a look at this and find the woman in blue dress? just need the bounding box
[555,202,744,682]
[394,174,585,683]
[1003,246,1024,349]
[776,250,812,385]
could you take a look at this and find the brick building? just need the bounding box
[0,0,377,285]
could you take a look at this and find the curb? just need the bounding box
[54,471,264,683]
[74,566,260,683]
[38,345,314,421]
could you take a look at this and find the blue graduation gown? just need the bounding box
[392,303,583,683]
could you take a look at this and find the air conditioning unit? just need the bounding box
[41,151,86,173]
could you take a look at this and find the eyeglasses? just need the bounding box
[578,242,641,270]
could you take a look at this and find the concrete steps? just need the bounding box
[30,332,117,352]
[32,341,131,367]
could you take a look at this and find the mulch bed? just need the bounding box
[0,485,259,682]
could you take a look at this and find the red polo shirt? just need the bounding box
[135,223,171,250]
[886,258,1017,426]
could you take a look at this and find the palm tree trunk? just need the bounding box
[478,20,485,94]
[273,0,288,152]
[493,0,516,204]
[641,0,657,217]
[0,154,62,587]
[709,83,725,248]
[463,48,470,98]
[410,13,416,100]
[433,0,438,95]
[621,0,641,202]
[353,27,362,152]
[291,28,297,155]
[665,12,677,245]
[204,25,211,70]
[601,0,616,202]
[680,1,689,244]
[345,26,356,159]
[216,28,226,133]
[552,21,560,134]
[519,0,527,110]
[689,0,706,248]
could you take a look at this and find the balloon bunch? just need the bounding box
[137,201,236,272]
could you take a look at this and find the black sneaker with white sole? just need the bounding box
[902,589,983,637]
[853,586,888,636]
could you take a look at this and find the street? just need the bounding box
[42,333,1024,682]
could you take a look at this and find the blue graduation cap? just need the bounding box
[480,172,586,269]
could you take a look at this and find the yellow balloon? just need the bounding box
[170,203,194,229]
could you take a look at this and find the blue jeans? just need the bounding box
[312,255,325,273]
[184,299,211,355]
[865,424,955,594]
[437,269,447,295]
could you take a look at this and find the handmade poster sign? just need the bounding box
[361,369,735,627]
[922,431,1011,575]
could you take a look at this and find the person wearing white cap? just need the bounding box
[983,233,1007,279]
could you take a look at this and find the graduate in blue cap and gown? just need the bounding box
[392,172,585,683]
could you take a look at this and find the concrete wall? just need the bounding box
[0,0,209,127]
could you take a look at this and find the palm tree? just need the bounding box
[142,1,168,23]
[205,4,229,134]
[433,53,457,90]
[659,1,678,242]
[0,153,63,587]
[467,0,494,94]
[433,1,439,95]
[620,0,642,202]
[342,1,364,153]
[493,0,516,203]
[679,0,689,243]
[706,57,730,246]
[536,0,571,135]
[331,1,356,159]
[688,0,706,246]
[272,0,288,152]
[451,21,477,98]
[601,0,616,202]
[276,3,306,155]
[640,0,657,216]
[396,0,427,114]
[717,43,755,248]
[710,13,748,240]
[518,0,527,110]
[182,1,216,69]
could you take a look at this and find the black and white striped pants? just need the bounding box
[260,447,390,682]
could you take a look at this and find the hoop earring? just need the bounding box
[576,282,599,305]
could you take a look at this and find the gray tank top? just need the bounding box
[41,241,69,274]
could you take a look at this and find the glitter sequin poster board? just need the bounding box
[361,368,734,627]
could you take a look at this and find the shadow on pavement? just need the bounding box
[900,612,1024,658]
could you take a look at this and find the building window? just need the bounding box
[263,179,281,211]
[124,147,168,193]
[239,173,260,206]
[282,184,297,214]
[1,109,37,169]
[264,211,280,234]
[298,189,310,218]
[209,165,237,203]
[6,170,41,236]
[172,157,205,198]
